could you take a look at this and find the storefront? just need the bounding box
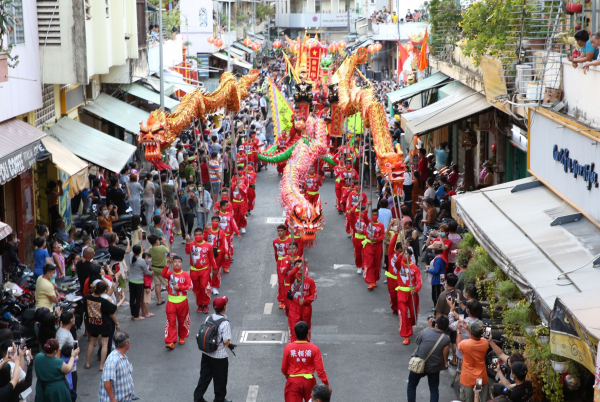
[453,107,600,374]
[505,125,528,182]
[0,119,46,264]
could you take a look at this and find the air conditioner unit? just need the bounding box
[86,79,99,100]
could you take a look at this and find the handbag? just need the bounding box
[408,333,445,374]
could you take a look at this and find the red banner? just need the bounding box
[329,103,344,137]
[307,46,324,82]
[296,103,311,121]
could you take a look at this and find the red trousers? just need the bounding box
[233,201,247,228]
[304,193,319,207]
[190,268,211,307]
[288,303,312,342]
[165,300,190,343]
[363,242,382,284]
[276,263,288,303]
[277,163,286,175]
[222,236,232,269]
[397,291,419,337]
[335,183,343,210]
[247,187,256,211]
[345,212,354,234]
[352,236,364,270]
[210,268,222,289]
[284,376,317,402]
[387,277,398,312]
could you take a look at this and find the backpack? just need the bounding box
[197,316,227,352]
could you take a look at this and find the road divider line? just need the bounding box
[246,385,259,402]
[270,273,277,288]
[264,303,273,314]
[333,264,356,270]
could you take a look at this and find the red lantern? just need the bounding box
[338,40,346,49]
[375,42,382,52]
[251,42,260,51]
[243,37,253,47]
[215,38,224,48]
[273,40,282,49]
[255,41,262,49]
[328,42,338,53]
[367,44,376,54]
[207,37,215,44]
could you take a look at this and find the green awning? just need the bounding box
[387,72,450,105]
[82,93,150,134]
[233,42,255,54]
[123,83,180,112]
[45,117,137,173]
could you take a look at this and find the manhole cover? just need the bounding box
[266,217,286,224]
[239,330,288,344]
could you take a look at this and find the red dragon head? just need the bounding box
[139,110,168,161]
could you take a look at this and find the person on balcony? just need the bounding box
[568,30,599,68]
[582,32,600,74]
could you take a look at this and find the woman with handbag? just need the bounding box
[406,315,451,402]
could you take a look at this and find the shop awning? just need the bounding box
[143,76,175,96]
[40,137,89,196]
[233,42,255,55]
[453,177,600,323]
[0,119,46,185]
[387,72,450,105]
[211,51,229,62]
[226,47,246,61]
[233,58,253,70]
[82,93,150,134]
[45,117,137,173]
[123,83,180,112]
[402,83,490,135]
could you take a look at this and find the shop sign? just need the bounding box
[0,141,42,185]
[552,145,599,191]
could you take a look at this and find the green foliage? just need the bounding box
[0,0,19,67]
[493,267,509,282]
[458,232,478,250]
[457,248,471,268]
[163,9,181,34]
[256,3,274,21]
[235,10,249,24]
[502,301,530,327]
[426,0,462,53]
[497,280,522,300]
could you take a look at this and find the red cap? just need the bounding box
[213,296,228,309]
[446,191,456,196]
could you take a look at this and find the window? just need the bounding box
[7,0,25,46]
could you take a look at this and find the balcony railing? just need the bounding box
[367,21,429,41]
[562,59,600,129]
[275,13,361,29]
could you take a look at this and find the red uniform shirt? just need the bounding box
[305,174,322,193]
[204,228,228,254]
[346,189,367,210]
[273,235,292,261]
[341,168,359,187]
[394,258,422,292]
[185,241,217,270]
[363,219,385,243]
[334,166,345,185]
[218,210,240,236]
[281,341,329,385]
[161,266,192,298]
[231,182,247,202]
[286,270,317,305]
[245,170,257,185]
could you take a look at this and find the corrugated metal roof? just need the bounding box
[82,93,150,134]
[45,117,136,173]
[0,119,46,160]
[123,84,180,112]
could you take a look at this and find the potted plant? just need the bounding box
[550,354,569,373]
[565,0,583,14]
[0,0,20,81]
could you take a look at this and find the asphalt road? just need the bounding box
[74,166,462,401]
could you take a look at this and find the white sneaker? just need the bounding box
[357,268,362,274]
[241,228,246,234]
[212,288,219,295]
[383,278,388,284]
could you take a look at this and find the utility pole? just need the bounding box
[159,0,164,109]
[227,1,231,72]
[346,0,350,39]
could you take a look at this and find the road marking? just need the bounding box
[264,303,273,314]
[246,385,259,402]
[282,210,286,217]
[266,217,286,224]
[333,264,356,270]
[270,273,277,288]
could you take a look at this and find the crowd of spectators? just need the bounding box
[370,7,428,24]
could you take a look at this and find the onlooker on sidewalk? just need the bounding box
[99,332,134,402]
[407,315,451,402]
[457,321,489,402]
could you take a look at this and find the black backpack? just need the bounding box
[197,316,227,352]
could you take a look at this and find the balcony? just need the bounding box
[562,59,600,130]
[148,34,184,74]
[275,13,361,29]
[368,21,429,42]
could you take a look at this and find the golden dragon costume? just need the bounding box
[139,70,259,160]
[337,48,406,194]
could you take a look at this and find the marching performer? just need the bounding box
[340,160,359,213]
[231,172,248,234]
[286,259,316,342]
[245,163,257,215]
[204,216,228,295]
[281,321,331,402]
[394,248,422,345]
[362,204,385,290]
[161,256,192,349]
[333,160,345,214]
[217,199,241,273]
[185,228,217,314]
[349,206,368,275]
[304,165,322,207]
[277,242,298,310]
[385,231,403,315]
[344,180,368,236]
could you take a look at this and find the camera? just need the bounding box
[500,363,511,377]
[484,326,492,339]
[428,315,436,327]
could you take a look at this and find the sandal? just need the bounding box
[144,313,156,318]
[84,364,91,369]
[157,301,165,306]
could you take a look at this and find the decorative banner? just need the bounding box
[346,112,363,135]
[330,57,349,85]
[329,104,345,137]
[282,52,300,83]
[307,42,325,82]
[268,78,293,141]
[296,103,311,121]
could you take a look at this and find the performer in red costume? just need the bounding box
[161,256,192,349]
[385,232,403,315]
[281,321,331,402]
[333,162,345,213]
[277,242,298,309]
[214,188,233,215]
[344,180,368,235]
[217,199,241,273]
[349,206,367,275]
[245,163,257,215]
[394,251,422,345]
[185,228,217,314]
[340,160,359,213]
[362,205,385,290]
[303,165,322,207]
[231,172,248,234]
[248,132,260,169]
[204,216,228,295]
[236,148,247,171]
[273,224,292,264]
[285,260,317,342]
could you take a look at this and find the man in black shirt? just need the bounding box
[106,177,128,213]
[493,361,533,401]
[76,248,95,288]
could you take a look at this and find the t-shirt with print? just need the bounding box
[83,294,117,336]
[414,327,450,373]
[208,160,221,184]
[457,337,489,387]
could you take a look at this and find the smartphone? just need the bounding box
[492,357,499,368]
[475,378,482,392]
[485,326,492,339]
[458,314,465,320]
[142,231,147,241]
[446,294,453,301]
[73,340,79,350]
[117,287,122,293]
[20,338,26,350]
[7,347,14,358]
[440,274,445,283]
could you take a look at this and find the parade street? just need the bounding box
[71,168,460,402]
